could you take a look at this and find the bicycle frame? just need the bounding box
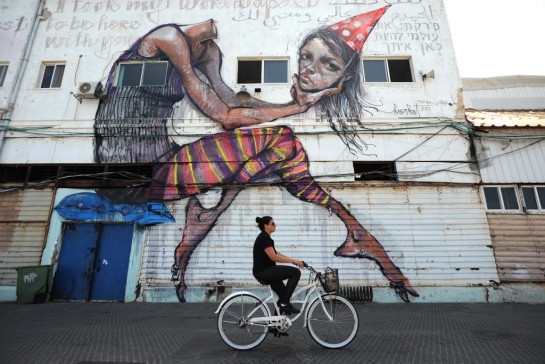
[242,270,334,328]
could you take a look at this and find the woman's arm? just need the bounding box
[138,26,311,129]
[265,247,304,267]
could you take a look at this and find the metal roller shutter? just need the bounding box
[0,189,54,285]
[142,186,497,292]
[488,214,545,282]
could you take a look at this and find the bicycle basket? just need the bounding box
[318,268,339,293]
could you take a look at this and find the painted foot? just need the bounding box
[171,263,180,282]
[175,283,187,303]
[389,280,419,302]
[384,270,419,301]
[334,230,419,301]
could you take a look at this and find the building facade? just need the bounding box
[464,76,545,302]
[1,0,535,303]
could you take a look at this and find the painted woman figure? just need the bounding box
[93,6,419,302]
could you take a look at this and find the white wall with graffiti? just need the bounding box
[0,0,505,303]
[1,0,461,164]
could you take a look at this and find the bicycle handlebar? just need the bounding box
[302,261,319,274]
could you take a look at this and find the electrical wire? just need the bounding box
[3,119,545,140]
[2,119,544,192]
[0,171,151,194]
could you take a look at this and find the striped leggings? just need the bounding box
[149,127,330,206]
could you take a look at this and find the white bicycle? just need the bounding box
[215,262,358,350]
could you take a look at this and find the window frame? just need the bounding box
[115,60,170,87]
[482,185,521,212]
[521,185,545,212]
[37,62,66,89]
[482,185,545,214]
[0,63,8,87]
[237,57,290,85]
[361,57,414,83]
[353,161,398,181]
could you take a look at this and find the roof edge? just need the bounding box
[462,75,545,90]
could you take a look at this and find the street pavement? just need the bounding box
[1,302,544,363]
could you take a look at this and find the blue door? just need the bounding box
[51,223,99,301]
[51,223,134,301]
[90,224,134,300]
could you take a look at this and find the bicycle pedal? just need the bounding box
[269,328,288,337]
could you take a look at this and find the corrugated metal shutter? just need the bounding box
[475,129,545,183]
[0,189,54,285]
[142,186,497,291]
[488,214,545,282]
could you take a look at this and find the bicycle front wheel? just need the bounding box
[306,294,358,349]
[217,294,269,350]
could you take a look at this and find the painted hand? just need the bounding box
[290,74,346,107]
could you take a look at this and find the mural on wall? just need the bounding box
[55,5,420,302]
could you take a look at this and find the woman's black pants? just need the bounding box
[254,265,301,304]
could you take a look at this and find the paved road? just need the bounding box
[1,302,544,363]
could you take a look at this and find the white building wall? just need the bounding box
[475,128,545,184]
[463,76,545,110]
[1,0,463,170]
[1,1,503,303]
[0,1,38,106]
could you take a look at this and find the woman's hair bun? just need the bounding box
[255,217,262,223]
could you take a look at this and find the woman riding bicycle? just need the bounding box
[253,216,304,315]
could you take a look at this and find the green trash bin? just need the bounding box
[16,265,52,304]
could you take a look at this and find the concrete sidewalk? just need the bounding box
[0,302,544,363]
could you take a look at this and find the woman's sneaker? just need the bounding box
[279,302,300,315]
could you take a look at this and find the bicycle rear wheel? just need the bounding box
[217,294,269,350]
[306,294,358,348]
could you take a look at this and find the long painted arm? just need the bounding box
[138,26,311,129]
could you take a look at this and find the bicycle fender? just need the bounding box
[214,291,263,314]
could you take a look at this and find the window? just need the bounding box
[237,59,288,84]
[522,186,545,211]
[0,63,8,87]
[483,186,520,211]
[353,162,397,181]
[117,61,169,87]
[362,59,413,82]
[483,185,545,212]
[39,63,65,88]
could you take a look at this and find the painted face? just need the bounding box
[298,38,347,91]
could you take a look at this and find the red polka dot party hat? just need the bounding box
[326,5,390,53]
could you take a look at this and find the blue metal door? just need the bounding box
[51,223,99,301]
[90,224,133,300]
[51,223,134,301]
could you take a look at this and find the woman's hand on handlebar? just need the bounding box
[292,259,305,268]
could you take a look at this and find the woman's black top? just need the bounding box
[253,231,276,274]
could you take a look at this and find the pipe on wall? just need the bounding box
[0,0,47,154]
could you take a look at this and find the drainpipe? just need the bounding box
[0,0,48,155]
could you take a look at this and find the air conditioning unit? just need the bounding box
[77,82,103,98]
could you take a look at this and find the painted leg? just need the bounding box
[241,130,420,301]
[171,187,241,302]
[328,199,419,301]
